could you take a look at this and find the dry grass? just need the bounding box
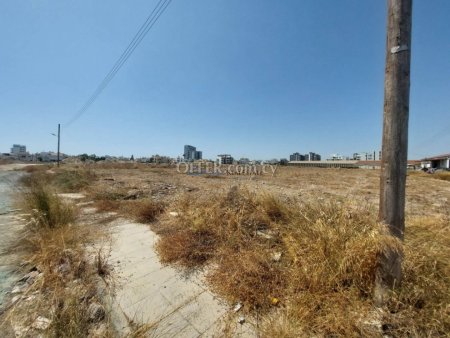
[21,164,51,173]
[133,199,166,223]
[90,187,130,202]
[90,183,166,223]
[27,227,94,336]
[23,165,447,336]
[433,171,450,181]
[86,162,142,170]
[20,167,97,193]
[95,248,111,278]
[20,179,75,229]
[4,218,110,337]
[94,199,122,212]
[2,172,113,337]
[52,169,96,192]
[154,186,449,336]
[408,170,450,182]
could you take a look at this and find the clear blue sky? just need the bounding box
[0,1,449,160]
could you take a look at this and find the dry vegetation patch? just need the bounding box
[1,172,113,337]
[22,165,446,336]
[408,170,450,182]
[20,182,75,229]
[154,186,449,336]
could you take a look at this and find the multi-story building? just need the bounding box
[183,145,202,162]
[217,154,234,165]
[290,152,305,161]
[11,144,26,154]
[290,152,321,161]
[305,152,321,161]
[10,144,30,160]
[353,152,375,161]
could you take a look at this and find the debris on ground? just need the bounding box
[233,302,243,312]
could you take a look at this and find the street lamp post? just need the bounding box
[51,123,61,167]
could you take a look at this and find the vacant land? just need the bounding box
[82,164,449,217]
[10,164,450,337]
[69,164,448,335]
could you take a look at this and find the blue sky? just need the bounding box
[0,0,449,160]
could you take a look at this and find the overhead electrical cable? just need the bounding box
[65,0,172,126]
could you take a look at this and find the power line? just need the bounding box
[65,0,172,127]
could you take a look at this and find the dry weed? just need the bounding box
[154,186,449,336]
[20,179,75,229]
[3,171,113,337]
[133,200,165,223]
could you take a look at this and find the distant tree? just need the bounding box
[130,155,135,161]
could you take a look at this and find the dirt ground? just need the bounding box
[86,165,449,220]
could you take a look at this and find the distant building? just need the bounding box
[37,151,66,162]
[289,152,321,161]
[10,144,31,160]
[238,158,250,165]
[149,155,172,164]
[217,154,233,165]
[183,145,202,162]
[290,152,305,161]
[289,160,358,168]
[305,152,321,161]
[11,144,26,154]
[353,152,377,161]
[328,154,345,161]
[421,153,450,170]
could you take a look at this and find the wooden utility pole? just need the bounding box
[375,0,413,306]
[57,123,61,167]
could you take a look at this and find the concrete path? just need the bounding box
[107,220,256,337]
[0,170,26,306]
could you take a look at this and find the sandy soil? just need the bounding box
[87,166,450,218]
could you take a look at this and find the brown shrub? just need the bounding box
[134,200,165,223]
[434,171,450,181]
[157,228,217,268]
[94,199,121,212]
[21,165,50,173]
[208,249,287,309]
[154,187,449,335]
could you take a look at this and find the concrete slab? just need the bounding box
[108,220,258,337]
[177,291,227,333]
[58,193,85,200]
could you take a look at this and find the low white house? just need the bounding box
[421,153,450,170]
[38,151,66,162]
